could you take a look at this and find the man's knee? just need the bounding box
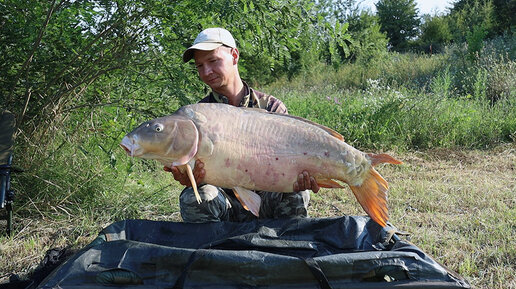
[261,190,310,218]
[179,185,230,223]
[278,190,310,217]
[180,184,221,205]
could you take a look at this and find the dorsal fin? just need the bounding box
[243,107,345,142]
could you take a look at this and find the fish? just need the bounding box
[120,103,402,227]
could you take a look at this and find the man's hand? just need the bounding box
[164,159,205,187]
[293,171,320,193]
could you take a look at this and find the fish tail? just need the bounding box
[349,168,389,227]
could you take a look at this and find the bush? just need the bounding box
[14,104,182,222]
[419,14,453,54]
[266,54,515,150]
[445,34,516,102]
[346,11,389,64]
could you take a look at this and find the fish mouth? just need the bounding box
[120,136,138,157]
[120,143,132,155]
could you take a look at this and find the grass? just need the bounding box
[269,79,515,150]
[1,146,514,288]
[309,145,516,288]
[1,40,515,288]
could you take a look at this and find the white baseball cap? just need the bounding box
[182,28,237,62]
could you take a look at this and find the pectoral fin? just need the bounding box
[233,187,261,217]
[180,163,201,204]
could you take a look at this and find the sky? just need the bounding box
[359,0,454,15]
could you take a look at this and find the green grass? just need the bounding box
[1,46,515,288]
[267,80,515,150]
[309,146,516,288]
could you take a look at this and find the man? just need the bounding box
[165,28,319,223]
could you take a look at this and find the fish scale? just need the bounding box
[120,103,402,227]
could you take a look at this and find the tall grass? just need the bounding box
[2,37,515,288]
[268,76,515,151]
[13,105,183,228]
[265,38,516,150]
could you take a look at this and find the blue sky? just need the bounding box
[359,0,454,15]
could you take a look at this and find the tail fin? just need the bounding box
[349,168,389,227]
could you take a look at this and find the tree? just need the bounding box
[419,15,452,53]
[448,0,496,41]
[0,0,154,133]
[346,11,389,63]
[450,0,515,35]
[1,0,352,136]
[375,0,421,50]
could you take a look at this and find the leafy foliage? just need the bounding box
[345,10,389,63]
[375,0,421,51]
[450,0,516,35]
[1,0,354,136]
[1,0,156,133]
[419,14,453,53]
[447,0,496,42]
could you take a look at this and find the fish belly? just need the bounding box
[188,104,367,192]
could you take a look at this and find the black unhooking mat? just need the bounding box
[36,216,470,289]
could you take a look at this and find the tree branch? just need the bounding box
[7,0,61,108]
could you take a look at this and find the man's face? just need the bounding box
[194,46,236,91]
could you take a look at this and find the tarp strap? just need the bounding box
[171,250,333,289]
[302,257,333,289]
[171,249,207,289]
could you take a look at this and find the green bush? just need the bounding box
[419,14,453,53]
[445,34,516,102]
[345,11,389,64]
[266,50,516,150]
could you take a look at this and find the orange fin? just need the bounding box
[349,168,389,227]
[316,178,345,189]
[367,153,403,166]
[233,187,261,217]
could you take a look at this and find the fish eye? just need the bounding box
[154,123,164,132]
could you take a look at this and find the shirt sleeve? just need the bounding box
[252,88,288,114]
[266,96,288,114]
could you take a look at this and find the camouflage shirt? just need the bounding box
[198,82,288,114]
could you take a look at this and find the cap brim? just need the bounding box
[182,42,224,62]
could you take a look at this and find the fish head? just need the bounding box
[120,115,199,166]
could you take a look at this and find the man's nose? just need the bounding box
[199,64,212,76]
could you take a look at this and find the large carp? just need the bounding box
[120,103,401,227]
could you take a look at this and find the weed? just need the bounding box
[1,37,515,289]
